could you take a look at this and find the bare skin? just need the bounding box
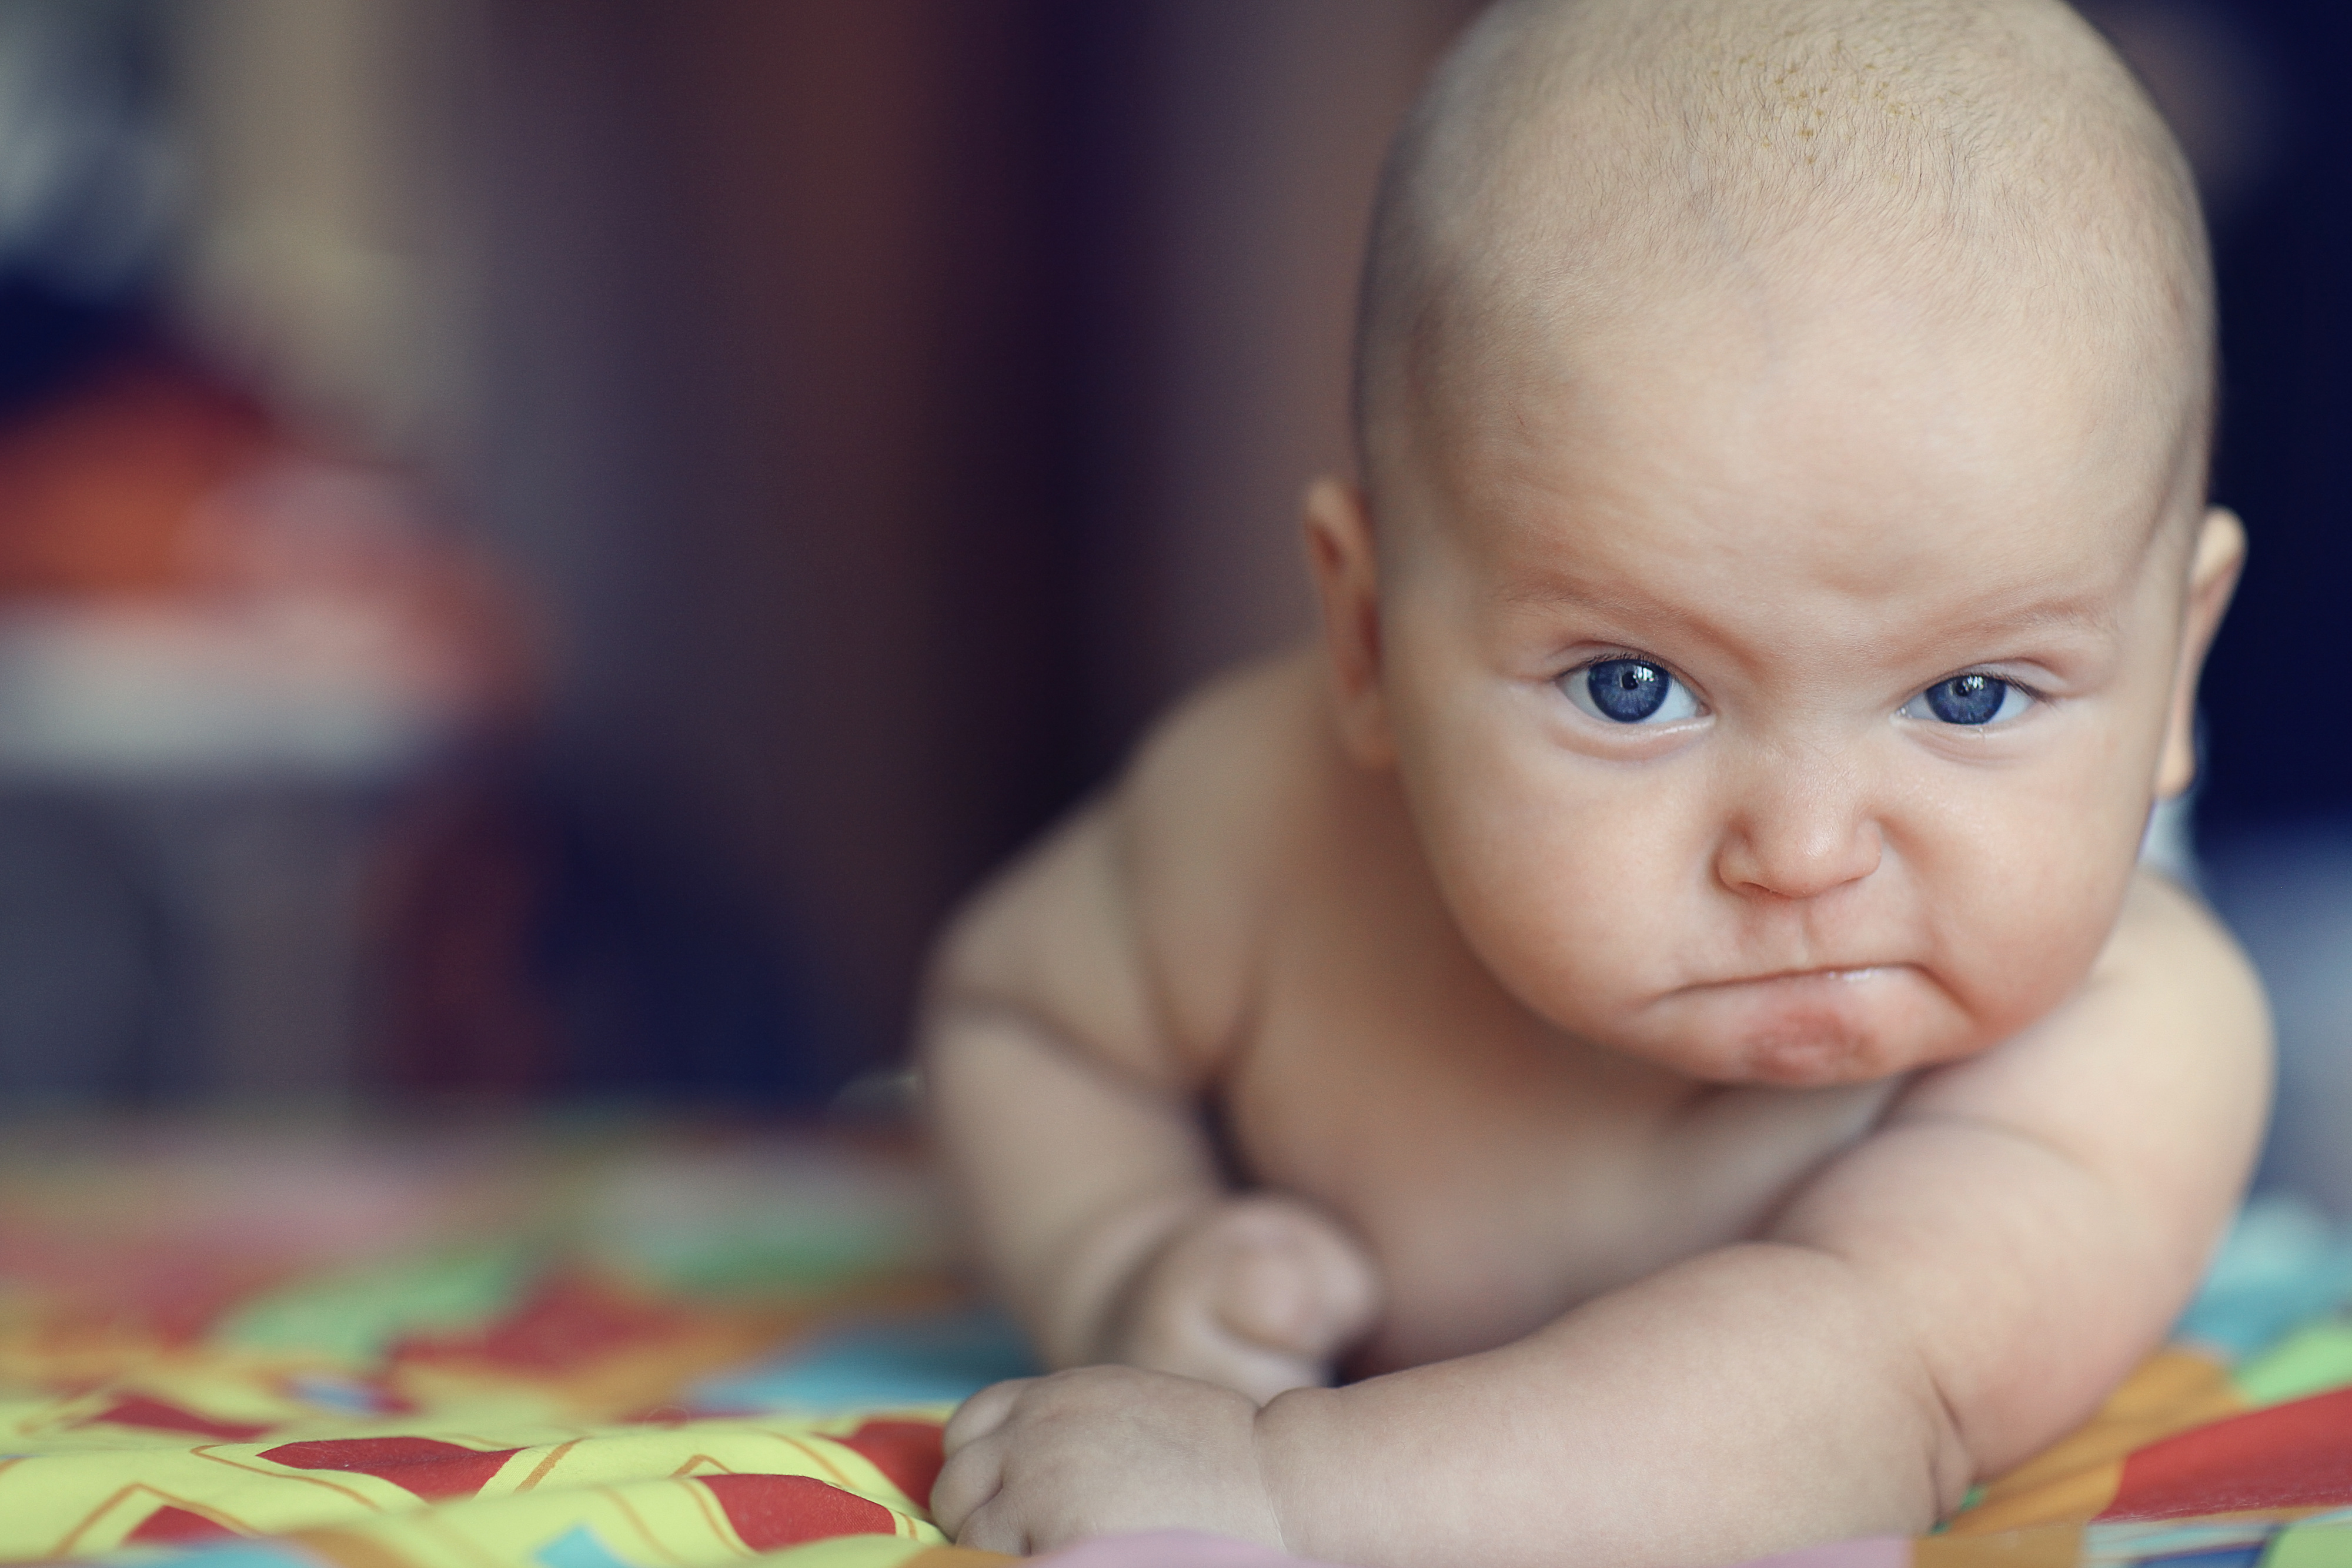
[923,4,2269,1563]
[924,303,2266,1566]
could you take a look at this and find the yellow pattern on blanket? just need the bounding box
[0,1404,964,1563]
[0,1120,1013,1567]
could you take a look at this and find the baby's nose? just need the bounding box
[1712,755,1883,902]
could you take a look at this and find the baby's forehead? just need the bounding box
[1412,168,2197,461]
[1401,253,2199,534]
[1376,288,2201,651]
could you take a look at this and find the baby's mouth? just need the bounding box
[1668,965,1922,1085]
[1706,964,1900,990]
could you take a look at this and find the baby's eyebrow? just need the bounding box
[1491,576,2127,664]
[1936,591,2123,644]
[1490,575,1693,625]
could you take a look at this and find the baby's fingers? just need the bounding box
[943,1376,1031,1455]
[948,1495,1032,1556]
[1210,1203,1382,1364]
[1216,1236,1370,1355]
[933,1377,1032,1535]
[929,1431,1003,1538]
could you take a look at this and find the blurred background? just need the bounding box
[0,1,2340,1206]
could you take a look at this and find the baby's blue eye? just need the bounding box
[1566,658,1702,725]
[1900,673,2032,726]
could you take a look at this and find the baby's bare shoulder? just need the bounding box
[1120,648,1355,1057]
[931,649,1347,1087]
[1882,867,2269,1259]
[1124,650,1334,897]
[1903,869,2266,1126]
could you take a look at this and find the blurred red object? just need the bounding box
[0,357,553,1097]
[0,366,268,597]
[0,360,530,778]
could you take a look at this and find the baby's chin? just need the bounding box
[1622,965,1976,1088]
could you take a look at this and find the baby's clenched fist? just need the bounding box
[1100,1195,1382,1403]
[934,1365,1285,1554]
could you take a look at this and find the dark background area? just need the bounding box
[2189,4,2352,830]
[439,2,1476,1095]
[0,1,2341,1137]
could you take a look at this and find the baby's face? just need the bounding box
[1355,277,2230,1086]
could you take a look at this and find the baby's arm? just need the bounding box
[936,870,2269,1565]
[921,674,1380,1400]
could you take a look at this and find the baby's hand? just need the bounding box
[934,1365,1283,1554]
[1100,1195,1381,1403]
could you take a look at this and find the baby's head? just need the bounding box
[1305,0,2243,1086]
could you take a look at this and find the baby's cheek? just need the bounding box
[1434,815,1690,1025]
[1938,856,2130,1043]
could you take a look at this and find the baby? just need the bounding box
[921,1,2271,1563]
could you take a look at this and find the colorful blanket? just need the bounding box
[0,1118,2346,1568]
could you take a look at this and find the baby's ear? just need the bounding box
[2156,507,2247,799]
[1302,477,1396,768]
